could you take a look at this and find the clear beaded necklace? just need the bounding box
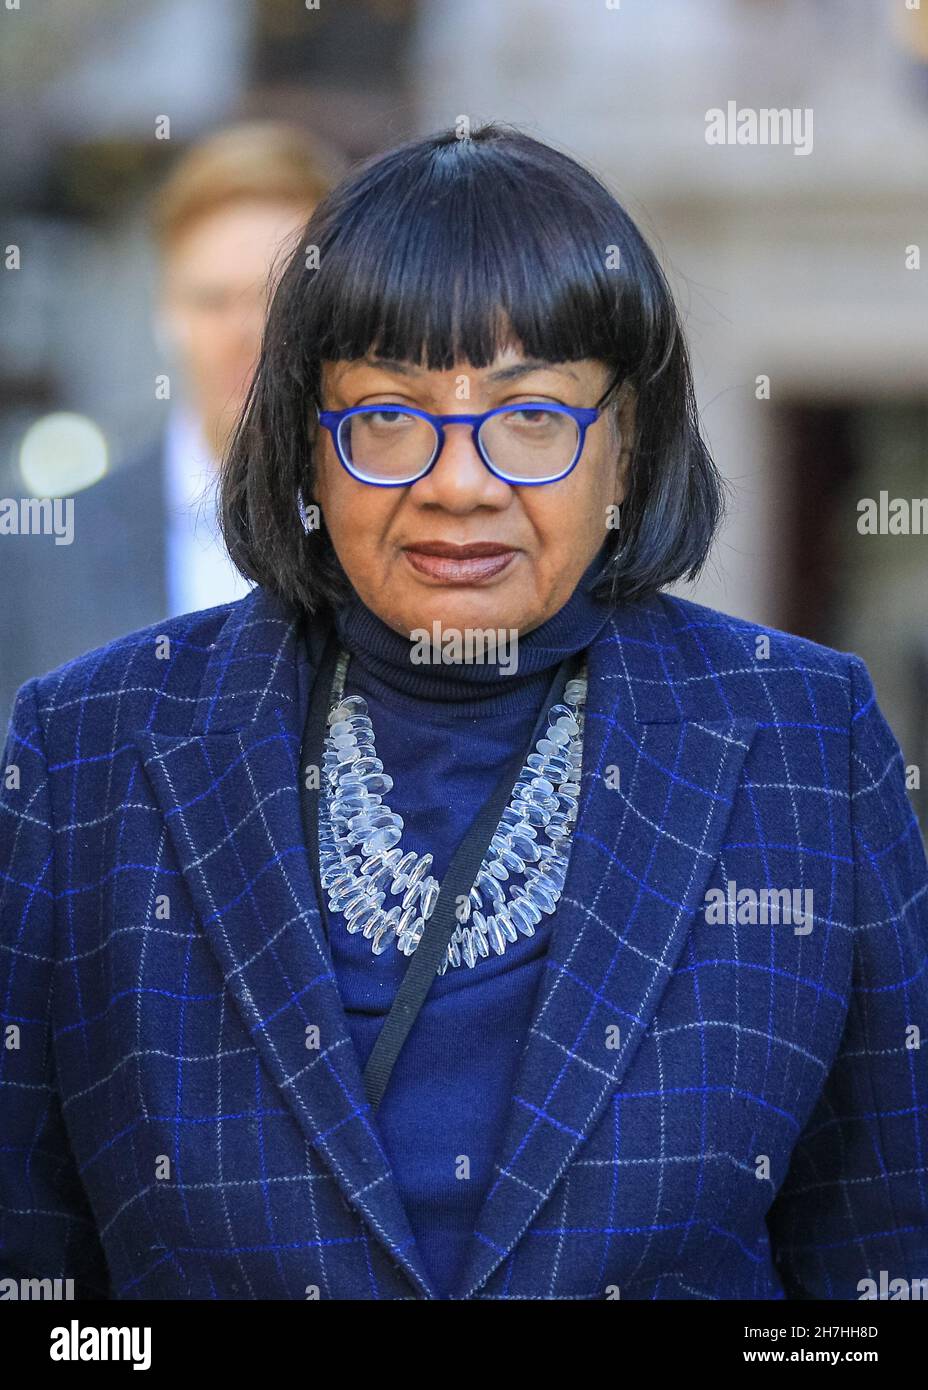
[317,650,588,975]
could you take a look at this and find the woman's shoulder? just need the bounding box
[647,593,911,843]
[656,590,855,676]
[15,588,297,748]
[647,590,873,729]
[25,601,234,710]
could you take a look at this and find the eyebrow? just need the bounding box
[357,355,580,383]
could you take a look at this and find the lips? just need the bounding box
[402,541,517,584]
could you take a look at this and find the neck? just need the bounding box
[331,546,614,713]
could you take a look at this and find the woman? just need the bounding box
[1,123,926,1303]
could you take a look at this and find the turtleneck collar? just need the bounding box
[329,543,614,715]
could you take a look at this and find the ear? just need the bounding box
[611,383,637,502]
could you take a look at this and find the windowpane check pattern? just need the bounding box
[1,585,927,1299]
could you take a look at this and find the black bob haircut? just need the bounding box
[220,121,725,616]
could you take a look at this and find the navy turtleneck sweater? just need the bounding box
[299,548,614,1298]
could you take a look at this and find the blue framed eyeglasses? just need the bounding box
[316,402,601,487]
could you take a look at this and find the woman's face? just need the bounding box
[314,346,635,637]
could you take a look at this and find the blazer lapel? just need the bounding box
[132,588,436,1298]
[455,597,758,1299]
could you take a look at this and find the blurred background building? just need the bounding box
[1,0,927,828]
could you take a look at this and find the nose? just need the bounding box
[410,420,511,511]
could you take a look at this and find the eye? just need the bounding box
[369,409,410,424]
[500,405,565,433]
[507,406,554,424]
[352,400,413,419]
[357,407,417,429]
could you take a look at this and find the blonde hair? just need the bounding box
[151,120,342,252]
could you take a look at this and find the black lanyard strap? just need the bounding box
[300,623,582,1113]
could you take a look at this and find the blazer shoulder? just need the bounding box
[654,591,858,725]
[27,602,239,739]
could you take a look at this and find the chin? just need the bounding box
[397,589,529,638]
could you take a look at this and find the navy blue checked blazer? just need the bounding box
[2,585,927,1300]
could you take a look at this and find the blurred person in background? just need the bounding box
[0,121,337,732]
[150,121,337,617]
